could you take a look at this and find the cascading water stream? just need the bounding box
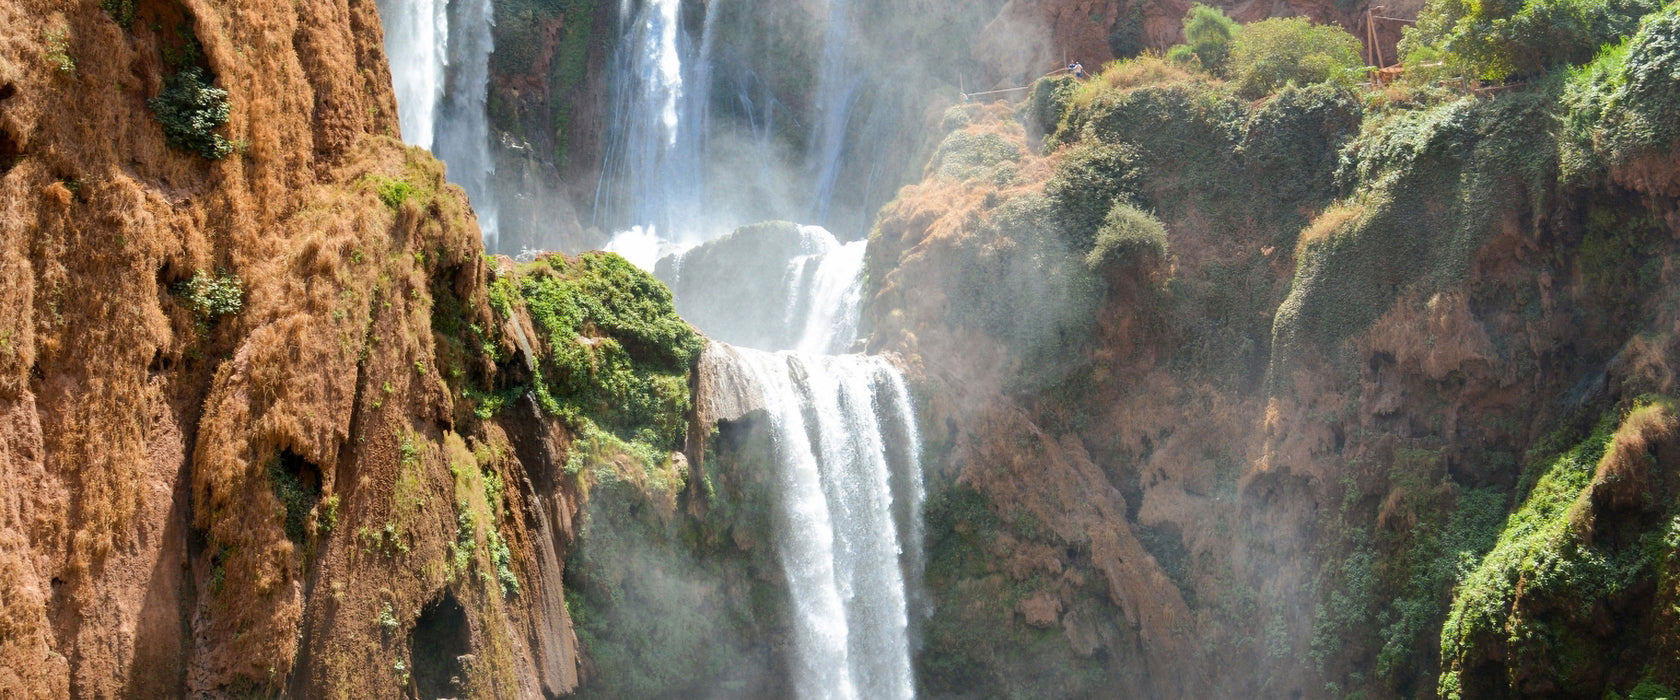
[784,225,867,355]
[380,0,447,152]
[597,0,719,240]
[806,0,862,226]
[376,0,499,247]
[724,348,923,700]
[695,221,921,698]
[435,0,499,247]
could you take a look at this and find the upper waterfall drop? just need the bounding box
[377,0,499,248]
[379,0,447,152]
[597,0,718,240]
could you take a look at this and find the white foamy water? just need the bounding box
[785,225,867,355]
[727,348,923,700]
[597,0,719,238]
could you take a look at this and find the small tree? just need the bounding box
[1227,17,1364,98]
[1177,4,1240,72]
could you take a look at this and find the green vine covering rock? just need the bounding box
[1438,398,1680,697]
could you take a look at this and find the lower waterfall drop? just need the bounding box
[728,348,923,700]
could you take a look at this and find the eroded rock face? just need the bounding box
[0,0,581,696]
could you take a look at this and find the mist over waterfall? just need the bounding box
[377,0,499,247]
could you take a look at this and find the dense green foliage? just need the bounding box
[175,270,244,324]
[931,129,1022,182]
[1439,402,1678,697]
[495,253,701,458]
[1021,75,1075,140]
[149,67,233,160]
[1045,142,1145,248]
[1402,0,1662,79]
[1226,18,1364,98]
[1086,201,1168,272]
[1273,87,1561,379]
[1561,5,1680,177]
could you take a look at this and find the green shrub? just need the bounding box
[1401,0,1661,80]
[176,270,244,323]
[931,130,1021,181]
[1023,75,1080,140]
[1227,17,1364,98]
[44,28,74,75]
[1437,407,1665,698]
[1176,3,1240,72]
[1561,6,1680,177]
[1237,83,1364,231]
[513,253,701,453]
[1272,88,1561,381]
[149,67,233,160]
[373,176,418,210]
[1044,142,1145,250]
[1085,201,1168,271]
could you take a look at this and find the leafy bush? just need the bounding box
[1066,55,1199,113]
[373,176,418,210]
[1438,405,1672,698]
[44,28,74,75]
[1175,3,1239,72]
[1401,0,1661,80]
[149,67,233,160]
[1227,17,1364,98]
[1023,75,1079,139]
[931,130,1021,181]
[1085,201,1168,271]
[515,253,701,452]
[1561,6,1680,176]
[1237,83,1364,226]
[1273,88,1562,378]
[176,270,244,322]
[1044,142,1145,249]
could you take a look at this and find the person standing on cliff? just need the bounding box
[1069,60,1086,79]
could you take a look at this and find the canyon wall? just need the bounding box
[862,23,1680,695]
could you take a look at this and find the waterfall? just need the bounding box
[597,0,719,240]
[727,348,923,700]
[806,0,862,225]
[380,0,447,152]
[377,0,499,248]
[784,225,866,355]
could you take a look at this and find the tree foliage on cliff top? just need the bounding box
[1401,0,1662,80]
[1226,17,1364,99]
[1561,4,1680,177]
